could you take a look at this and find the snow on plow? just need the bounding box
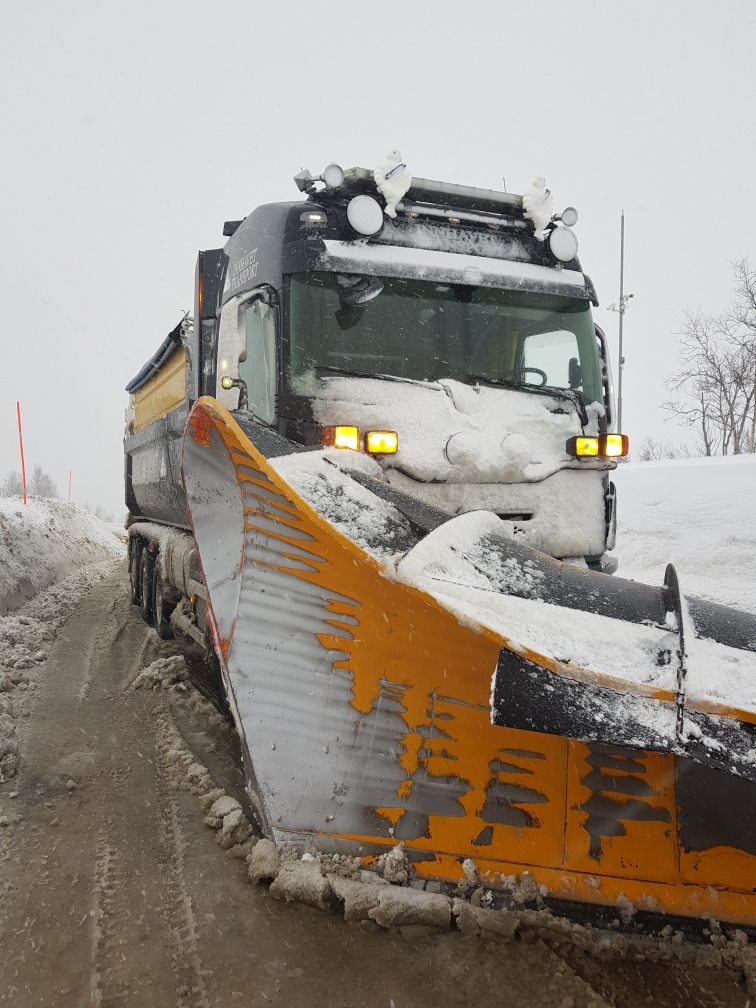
[183,398,756,928]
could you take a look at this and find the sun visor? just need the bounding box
[316,239,596,298]
[317,240,593,300]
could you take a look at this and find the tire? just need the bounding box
[151,564,174,640]
[129,540,142,606]
[139,549,154,625]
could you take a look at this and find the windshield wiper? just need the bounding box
[465,374,520,391]
[466,374,590,427]
[541,386,590,427]
[315,365,442,389]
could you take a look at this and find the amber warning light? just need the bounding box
[322,426,399,454]
[365,430,398,454]
[322,425,360,451]
[566,434,629,458]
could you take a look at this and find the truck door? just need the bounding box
[239,296,277,424]
[215,289,278,422]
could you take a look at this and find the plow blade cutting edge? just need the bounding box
[182,398,756,928]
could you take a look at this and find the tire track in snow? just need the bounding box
[89,830,114,1008]
[155,739,212,1008]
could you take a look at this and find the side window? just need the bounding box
[239,298,277,424]
[520,328,581,389]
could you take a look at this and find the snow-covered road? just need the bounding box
[0,566,634,1008]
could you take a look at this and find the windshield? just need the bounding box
[287,271,603,404]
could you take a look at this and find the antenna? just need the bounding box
[618,210,625,430]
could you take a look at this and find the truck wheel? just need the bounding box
[129,541,142,606]
[152,565,174,640]
[139,549,154,624]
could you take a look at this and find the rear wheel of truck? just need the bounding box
[139,549,154,624]
[151,565,174,640]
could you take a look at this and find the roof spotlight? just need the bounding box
[549,226,578,262]
[346,195,384,236]
[321,163,344,189]
[293,163,344,193]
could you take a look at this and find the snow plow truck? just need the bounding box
[125,160,756,931]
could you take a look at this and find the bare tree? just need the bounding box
[663,259,756,455]
[729,257,756,452]
[0,471,24,496]
[635,436,695,461]
[28,465,58,498]
[85,503,116,523]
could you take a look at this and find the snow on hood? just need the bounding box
[0,498,125,614]
[297,373,603,485]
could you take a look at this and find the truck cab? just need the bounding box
[127,164,624,570]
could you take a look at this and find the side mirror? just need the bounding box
[336,274,384,307]
[568,356,583,389]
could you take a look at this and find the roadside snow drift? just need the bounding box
[614,455,756,614]
[0,498,125,614]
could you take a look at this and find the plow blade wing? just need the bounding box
[182,399,756,928]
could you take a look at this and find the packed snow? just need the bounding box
[0,498,125,614]
[292,373,608,559]
[0,498,125,781]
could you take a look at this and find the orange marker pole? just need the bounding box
[16,402,27,505]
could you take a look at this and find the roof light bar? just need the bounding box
[395,202,527,230]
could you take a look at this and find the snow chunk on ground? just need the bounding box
[248,838,282,882]
[367,886,452,929]
[269,861,335,910]
[0,498,124,614]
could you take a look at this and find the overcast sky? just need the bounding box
[1,0,755,516]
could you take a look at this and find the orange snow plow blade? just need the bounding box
[182,398,756,928]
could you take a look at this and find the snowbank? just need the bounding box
[614,455,756,614]
[0,498,125,614]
